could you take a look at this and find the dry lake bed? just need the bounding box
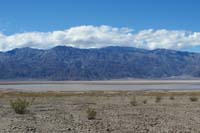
[1,80,200,132]
[1,80,200,92]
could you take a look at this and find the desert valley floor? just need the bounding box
[0,81,200,132]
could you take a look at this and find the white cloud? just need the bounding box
[1,25,200,51]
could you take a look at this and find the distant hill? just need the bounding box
[1,46,200,80]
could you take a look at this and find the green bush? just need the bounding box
[169,96,175,100]
[130,96,137,106]
[10,98,30,114]
[86,108,97,120]
[155,96,162,103]
[143,99,147,104]
[189,97,198,102]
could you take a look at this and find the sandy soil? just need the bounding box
[0,90,200,133]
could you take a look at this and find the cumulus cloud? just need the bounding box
[0,25,200,51]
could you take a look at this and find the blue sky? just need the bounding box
[0,0,200,52]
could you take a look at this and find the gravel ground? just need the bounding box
[0,91,200,133]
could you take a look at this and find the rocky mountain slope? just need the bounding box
[0,46,200,80]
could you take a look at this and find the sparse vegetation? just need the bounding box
[1,90,200,132]
[86,108,97,120]
[10,98,30,114]
[169,96,175,100]
[143,99,147,104]
[130,96,137,106]
[155,96,162,103]
[189,97,198,102]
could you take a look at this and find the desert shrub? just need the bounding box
[86,108,97,120]
[30,97,36,105]
[143,99,147,104]
[169,96,175,100]
[189,97,198,102]
[155,96,162,103]
[10,98,30,114]
[130,96,137,106]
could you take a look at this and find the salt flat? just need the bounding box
[1,80,200,92]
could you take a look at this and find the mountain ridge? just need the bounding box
[0,46,200,80]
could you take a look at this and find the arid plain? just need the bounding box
[0,81,200,132]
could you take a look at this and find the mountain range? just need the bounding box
[0,46,200,80]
